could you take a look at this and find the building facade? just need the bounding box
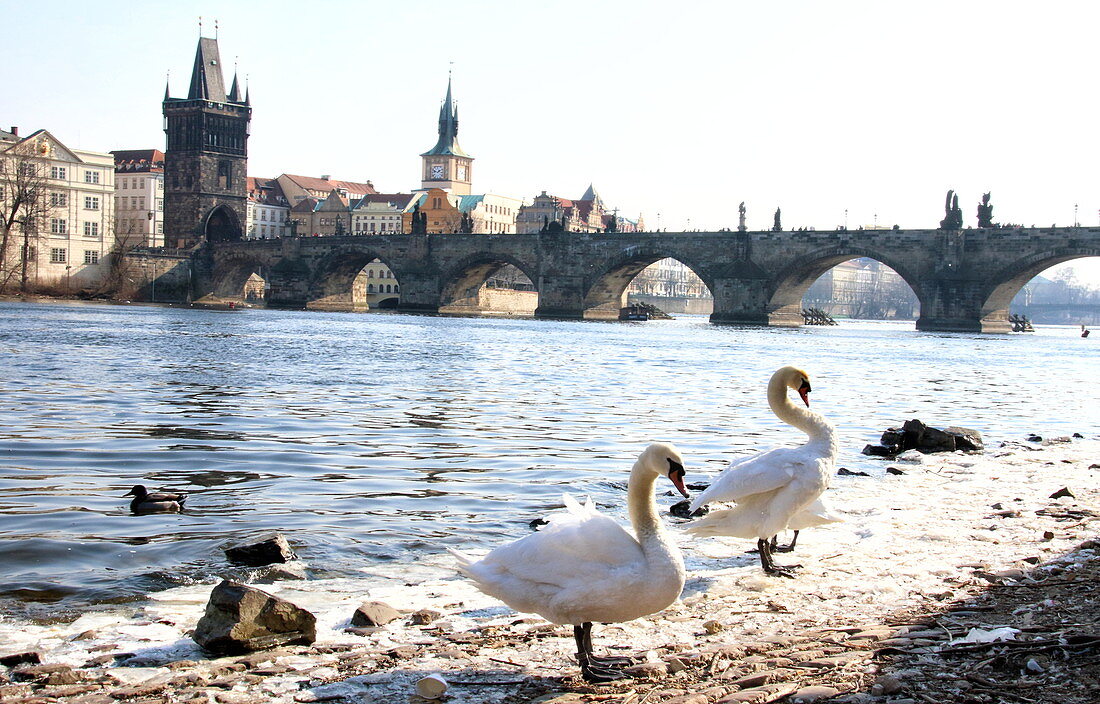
[515,185,638,234]
[245,177,290,239]
[163,35,251,247]
[0,127,115,290]
[112,149,164,247]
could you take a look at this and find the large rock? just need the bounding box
[193,580,316,655]
[351,600,402,627]
[862,419,983,456]
[224,535,296,567]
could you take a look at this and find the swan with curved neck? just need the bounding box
[452,442,689,682]
[685,366,837,578]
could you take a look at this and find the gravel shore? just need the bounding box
[1,438,1097,704]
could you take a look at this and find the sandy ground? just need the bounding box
[0,437,1097,704]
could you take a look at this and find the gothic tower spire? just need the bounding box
[420,73,473,195]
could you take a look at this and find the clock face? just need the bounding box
[457,165,467,180]
[430,164,444,179]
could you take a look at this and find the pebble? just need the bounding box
[702,619,724,634]
[791,685,841,703]
[871,674,903,695]
[409,609,442,626]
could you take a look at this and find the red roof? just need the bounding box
[282,173,377,197]
[111,149,165,173]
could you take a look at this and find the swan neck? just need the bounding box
[626,460,662,538]
[768,377,831,439]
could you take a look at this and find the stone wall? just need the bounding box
[477,287,537,315]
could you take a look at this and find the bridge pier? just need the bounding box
[914,277,1010,333]
[533,274,586,319]
[708,276,774,326]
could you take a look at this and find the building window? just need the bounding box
[50,218,67,234]
[50,248,67,263]
[84,170,100,184]
[84,222,99,237]
[156,222,163,234]
[84,196,100,210]
[50,166,67,180]
[84,250,99,264]
[218,160,232,189]
[50,192,67,207]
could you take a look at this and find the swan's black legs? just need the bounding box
[773,530,800,553]
[580,622,633,667]
[574,623,629,683]
[758,538,801,578]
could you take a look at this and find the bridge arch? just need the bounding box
[766,246,923,326]
[584,245,713,320]
[210,253,270,302]
[203,205,243,243]
[439,252,539,316]
[307,247,403,312]
[980,246,1100,330]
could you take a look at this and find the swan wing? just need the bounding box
[787,496,842,530]
[454,496,647,620]
[689,447,806,511]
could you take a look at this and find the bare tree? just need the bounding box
[0,142,52,294]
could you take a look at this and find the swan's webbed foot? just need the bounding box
[757,538,802,578]
[764,563,802,578]
[772,530,800,553]
[587,653,634,667]
[574,623,633,683]
[576,660,629,682]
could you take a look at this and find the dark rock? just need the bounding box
[991,503,1003,510]
[944,426,984,451]
[862,444,895,457]
[0,652,41,667]
[1028,434,1043,442]
[1049,487,1076,500]
[837,468,870,476]
[886,467,906,475]
[350,601,402,627]
[869,420,983,456]
[670,500,709,518]
[11,663,71,682]
[879,429,905,448]
[193,580,316,655]
[1073,433,1084,438]
[224,535,296,567]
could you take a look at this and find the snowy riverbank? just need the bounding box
[1,436,1097,703]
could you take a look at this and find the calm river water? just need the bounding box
[0,301,1096,621]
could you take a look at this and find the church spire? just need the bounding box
[422,73,468,158]
[228,69,241,103]
[164,72,171,102]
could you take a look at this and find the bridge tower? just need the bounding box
[420,75,473,196]
[162,33,251,248]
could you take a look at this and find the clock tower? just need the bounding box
[420,76,473,195]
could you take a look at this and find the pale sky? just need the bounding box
[6,0,1099,283]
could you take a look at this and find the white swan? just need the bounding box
[685,366,837,577]
[451,442,689,682]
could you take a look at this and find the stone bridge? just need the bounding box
[193,226,1100,333]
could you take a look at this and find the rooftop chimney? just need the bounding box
[321,174,331,181]
[9,126,17,136]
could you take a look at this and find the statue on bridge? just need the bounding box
[940,190,963,229]
[460,211,474,234]
[410,203,428,234]
[773,207,782,232]
[738,202,747,232]
[977,192,995,228]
